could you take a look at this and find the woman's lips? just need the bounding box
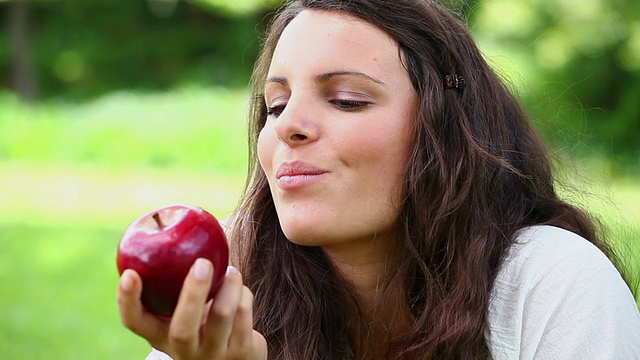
[276,161,328,190]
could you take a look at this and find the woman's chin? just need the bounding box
[282,231,321,247]
[280,223,328,247]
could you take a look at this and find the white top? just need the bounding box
[486,225,640,359]
[147,225,640,359]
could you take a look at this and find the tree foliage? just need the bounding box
[470,0,640,171]
[190,0,281,14]
[0,0,638,170]
[0,0,277,98]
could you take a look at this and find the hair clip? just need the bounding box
[444,74,465,89]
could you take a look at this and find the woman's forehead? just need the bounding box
[269,9,406,83]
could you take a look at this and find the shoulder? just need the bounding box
[489,225,624,306]
[498,225,615,282]
[485,225,640,360]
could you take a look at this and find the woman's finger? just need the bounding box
[227,286,256,352]
[252,330,269,360]
[168,258,214,356]
[227,286,268,359]
[117,269,168,343]
[201,265,244,355]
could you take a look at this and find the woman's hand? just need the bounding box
[117,258,267,360]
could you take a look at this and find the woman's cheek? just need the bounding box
[257,126,275,174]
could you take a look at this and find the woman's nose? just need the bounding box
[272,99,319,147]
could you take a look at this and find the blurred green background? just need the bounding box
[0,0,638,358]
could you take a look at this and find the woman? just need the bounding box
[118,0,640,359]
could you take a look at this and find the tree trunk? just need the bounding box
[8,0,38,103]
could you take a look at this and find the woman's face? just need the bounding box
[258,9,417,249]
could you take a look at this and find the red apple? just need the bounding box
[117,204,229,317]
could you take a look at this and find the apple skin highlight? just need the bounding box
[117,204,229,317]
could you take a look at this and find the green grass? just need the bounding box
[0,87,250,172]
[0,163,246,359]
[0,223,150,359]
[0,88,250,359]
[0,87,638,358]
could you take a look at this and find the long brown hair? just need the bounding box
[230,0,626,358]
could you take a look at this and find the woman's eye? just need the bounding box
[266,104,286,117]
[331,99,370,110]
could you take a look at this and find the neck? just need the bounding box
[321,233,398,306]
[321,231,409,359]
[324,237,394,359]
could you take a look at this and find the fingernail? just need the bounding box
[226,265,239,276]
[120,270,133,291]
[194,258,212,280]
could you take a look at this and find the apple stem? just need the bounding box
[152,213,165,230]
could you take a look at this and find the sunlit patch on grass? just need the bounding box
[0,161,246,227]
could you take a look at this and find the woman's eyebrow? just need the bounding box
[265,76,287,86]
[265,71,386,87]
[315,70,386,85]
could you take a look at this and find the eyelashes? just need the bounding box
[266,104,285,117]
[266,99,370,118]
[330,99,370,110]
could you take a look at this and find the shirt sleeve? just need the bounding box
[486,225,640,360]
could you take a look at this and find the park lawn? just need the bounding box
[0,87,251,358]
[0,88,638,358]
[0,222,150,359]
[0,162,245,359]
[0,161,638,359]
